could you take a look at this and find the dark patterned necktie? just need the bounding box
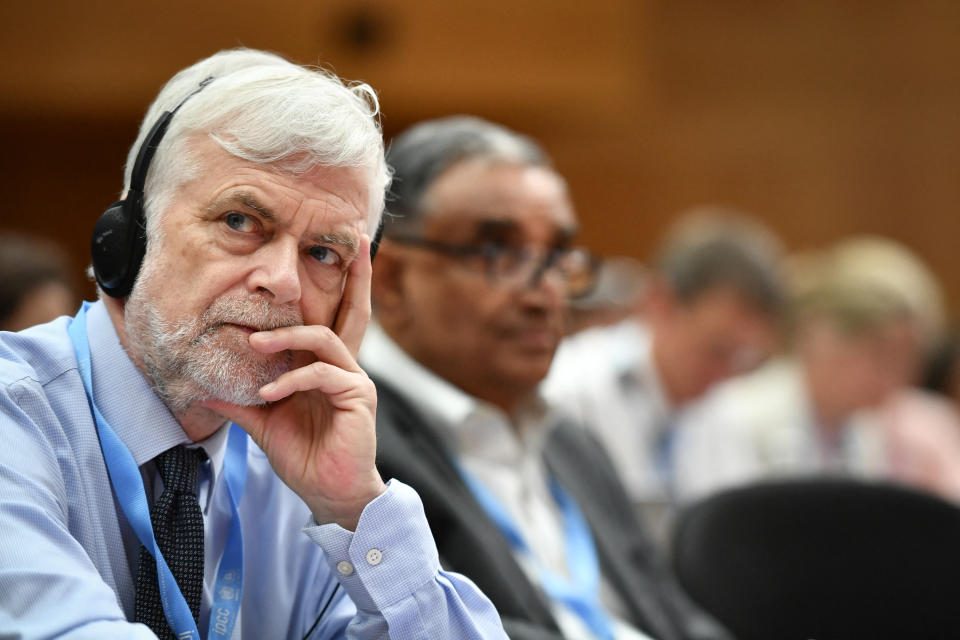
[134,445,207,638]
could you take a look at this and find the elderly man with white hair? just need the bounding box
[0,49,505,639]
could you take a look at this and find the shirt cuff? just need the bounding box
[303,479,440,613]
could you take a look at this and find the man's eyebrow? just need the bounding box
[311,231,357,251]
[471,219,579,245]
[476,219,518,234]
[206,190,276,221]
[460,219,518,241]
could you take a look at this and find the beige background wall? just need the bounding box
[2,1,958,312]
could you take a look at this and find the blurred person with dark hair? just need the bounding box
[543,209,785,527]
[0,232,77,331]
[363,116,731,640]
[673,236,960,502]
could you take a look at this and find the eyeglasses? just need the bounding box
[389,236,599,298]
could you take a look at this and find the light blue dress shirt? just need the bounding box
[0,301,506,639]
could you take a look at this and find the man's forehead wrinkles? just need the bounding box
[292,198,361,250]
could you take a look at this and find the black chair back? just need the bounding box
[671,479,960,640]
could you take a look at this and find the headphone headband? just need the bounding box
[129,76,214,196]
[91,77,215,298]
[93,74,382,298]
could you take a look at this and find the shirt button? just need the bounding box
[336,560,354,576]
[365,548,383,566]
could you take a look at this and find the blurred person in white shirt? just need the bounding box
[543,210,785,536]
[673,235,960,503]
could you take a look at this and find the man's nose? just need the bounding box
[523,251,565,292]
[517,254,567,308]
[248,240,302,305]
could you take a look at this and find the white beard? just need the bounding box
[124,255,302,414]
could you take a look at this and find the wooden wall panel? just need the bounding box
[1,1,959,313]
[639,0,960,311]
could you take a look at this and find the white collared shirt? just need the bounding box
[543,319,676,503]
[671,358,888,500]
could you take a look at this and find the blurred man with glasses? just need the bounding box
[360,117,731,640]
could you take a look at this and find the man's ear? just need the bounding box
[370,241,410,319]
[641,275,678,322]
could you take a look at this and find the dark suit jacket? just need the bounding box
[372,376,733,640]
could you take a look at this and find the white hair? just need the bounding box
[124,48,389,239]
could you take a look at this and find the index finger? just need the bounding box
[333,233,372,357]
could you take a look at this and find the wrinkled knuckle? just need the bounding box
[316,324,337,343]
[309,361,329,376]
[357,376,376,397]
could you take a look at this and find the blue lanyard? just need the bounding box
[654,423,677,496]
[458,467,615,640]
[68,302,247,640]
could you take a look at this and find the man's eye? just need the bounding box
[224,212,255,232]
[479,242,508,257]
[309,246,342,266]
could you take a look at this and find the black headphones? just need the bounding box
[91,77,214,298]
[91,75,383,299]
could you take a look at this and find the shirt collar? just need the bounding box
[606,318,649,375]
[87,300,191,467]
[192,420,230,491]
[628,321,673,417]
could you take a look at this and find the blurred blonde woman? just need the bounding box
[672,235,960,503]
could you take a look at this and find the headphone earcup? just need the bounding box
[370,218,385,261]
[91,78,213,299]
[91,199,146,298]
